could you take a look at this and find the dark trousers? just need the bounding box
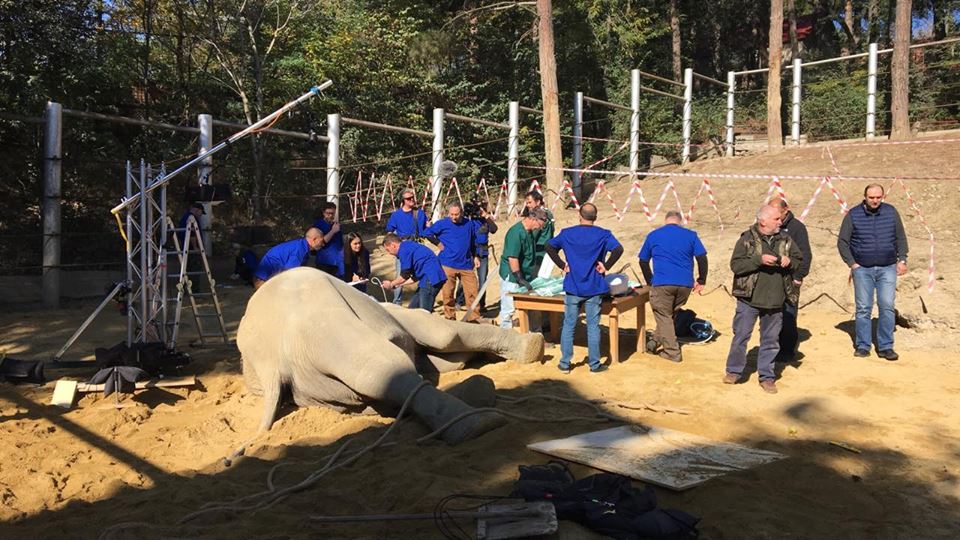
[317,264,340,278]
[649,285,692,361]
[725,300,783,382]
[408,281,442,313]
[777,301,799,361]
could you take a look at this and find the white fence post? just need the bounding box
[866,43,878,139]
[197,113,213,254]
[326,113,340,215]
[431,108,444,222]
[508,101,520,208]
[791,58,802,145]
[682,68,693,163]
[630,69,640,176]
[42,101,63,308]
[726,71,736,157]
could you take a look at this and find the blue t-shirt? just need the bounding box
[313,219,345,276]
[398,241,447,287]
[638,224,707,287]
[386,208,428,238]
[548,225,622,297]
[254,237,311,281]
[473,217,492,258]
[422,218,479,270]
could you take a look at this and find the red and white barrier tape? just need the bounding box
[519,164,960,182]
[889,177,936,293]
[687,178,724,230]
[762,176,787,205]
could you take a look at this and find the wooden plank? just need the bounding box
[77,375,197,393]
[528,425,786,491]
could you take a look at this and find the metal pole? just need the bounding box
[726,72,736,157]
[125,162,133,346]
[866,43,878,139]
[508,101,520,207]
[42,101,62,308]
[431,108,444,222]
[198,113,213,255]
[630,69,640,179]
[682,68,693,164]
[572,92,583,199]
[326,113,341,214]
[112,81,332,215]
[139,160,148,344]
[791,58,802,145]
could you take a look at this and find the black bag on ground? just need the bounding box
[512,461,700,539]
[94,342,190,377]
[0,357,45,385]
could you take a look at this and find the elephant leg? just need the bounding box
[384,304,544,364]
[443,375,497,408]
[424,351,474,373]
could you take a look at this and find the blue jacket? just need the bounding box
[254,238,311,281]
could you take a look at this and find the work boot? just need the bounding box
[759,380,778,394]
[853,348,870,358]
[878,349,899,361]
[722,373,739,385]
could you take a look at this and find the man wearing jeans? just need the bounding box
[837,184,909,361]
[724,205,802,394]
[385,188,429,304]
[381,233,446,313]
[498,207,546,329]
[545,203,623,374]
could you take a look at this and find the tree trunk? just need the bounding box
[867,0,879,44]
[890,0,911,140]
[536,0,563,194]
[787,0,799,60]
[841,0,857,57]
[767,0,784,149]
[670,0,681,82]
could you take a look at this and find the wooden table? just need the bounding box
[511,288,650,363]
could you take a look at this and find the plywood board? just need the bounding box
[528,425,786,491]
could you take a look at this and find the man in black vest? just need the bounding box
[837,184,909,361]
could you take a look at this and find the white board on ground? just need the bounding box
[527,425,786,491]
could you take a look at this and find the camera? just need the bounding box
[463,198,486,219]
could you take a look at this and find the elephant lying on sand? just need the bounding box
[237,267,544,444]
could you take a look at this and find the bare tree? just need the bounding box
[840,0,859,57]
[194,0,309,221]
[767,0,784,149]
[890,0,911,139]
[536,0,562,194]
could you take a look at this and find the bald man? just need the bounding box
[252,228,325,289]
[723,205,803,394]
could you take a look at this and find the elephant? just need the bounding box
[237,267,544,445]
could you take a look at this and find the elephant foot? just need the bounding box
[444,375,497,408]
[438,410,507,446]
[511,332,545,364]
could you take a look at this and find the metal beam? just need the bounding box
[42,102,62,308]
[519,105,543,115]
[444,112,509,130]
[111,82,332,215]
[212,119,327,142]
[582,95,633,112]
[341,116,432,137]
[0,111,43,124]
[635,69,685,88]
[692,72,728,87]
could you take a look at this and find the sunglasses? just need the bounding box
[403,196,415,200]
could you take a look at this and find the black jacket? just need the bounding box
[780,211,812,281]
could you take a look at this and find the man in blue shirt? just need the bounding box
[638,211,709,363]
[177,203,205,250]
[385,188,430,305]
[253,228,325,289]
[381,233,447,313]
[313,201,344,278]
[545,203,624,374]
[422,202,481,322]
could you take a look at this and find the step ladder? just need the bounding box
[165,215,229,347]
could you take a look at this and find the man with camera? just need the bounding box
[385,188,430,304]
[455,199,498,312]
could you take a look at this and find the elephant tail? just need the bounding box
[258,374,283,433]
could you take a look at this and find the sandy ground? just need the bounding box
[2,139,960,539]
